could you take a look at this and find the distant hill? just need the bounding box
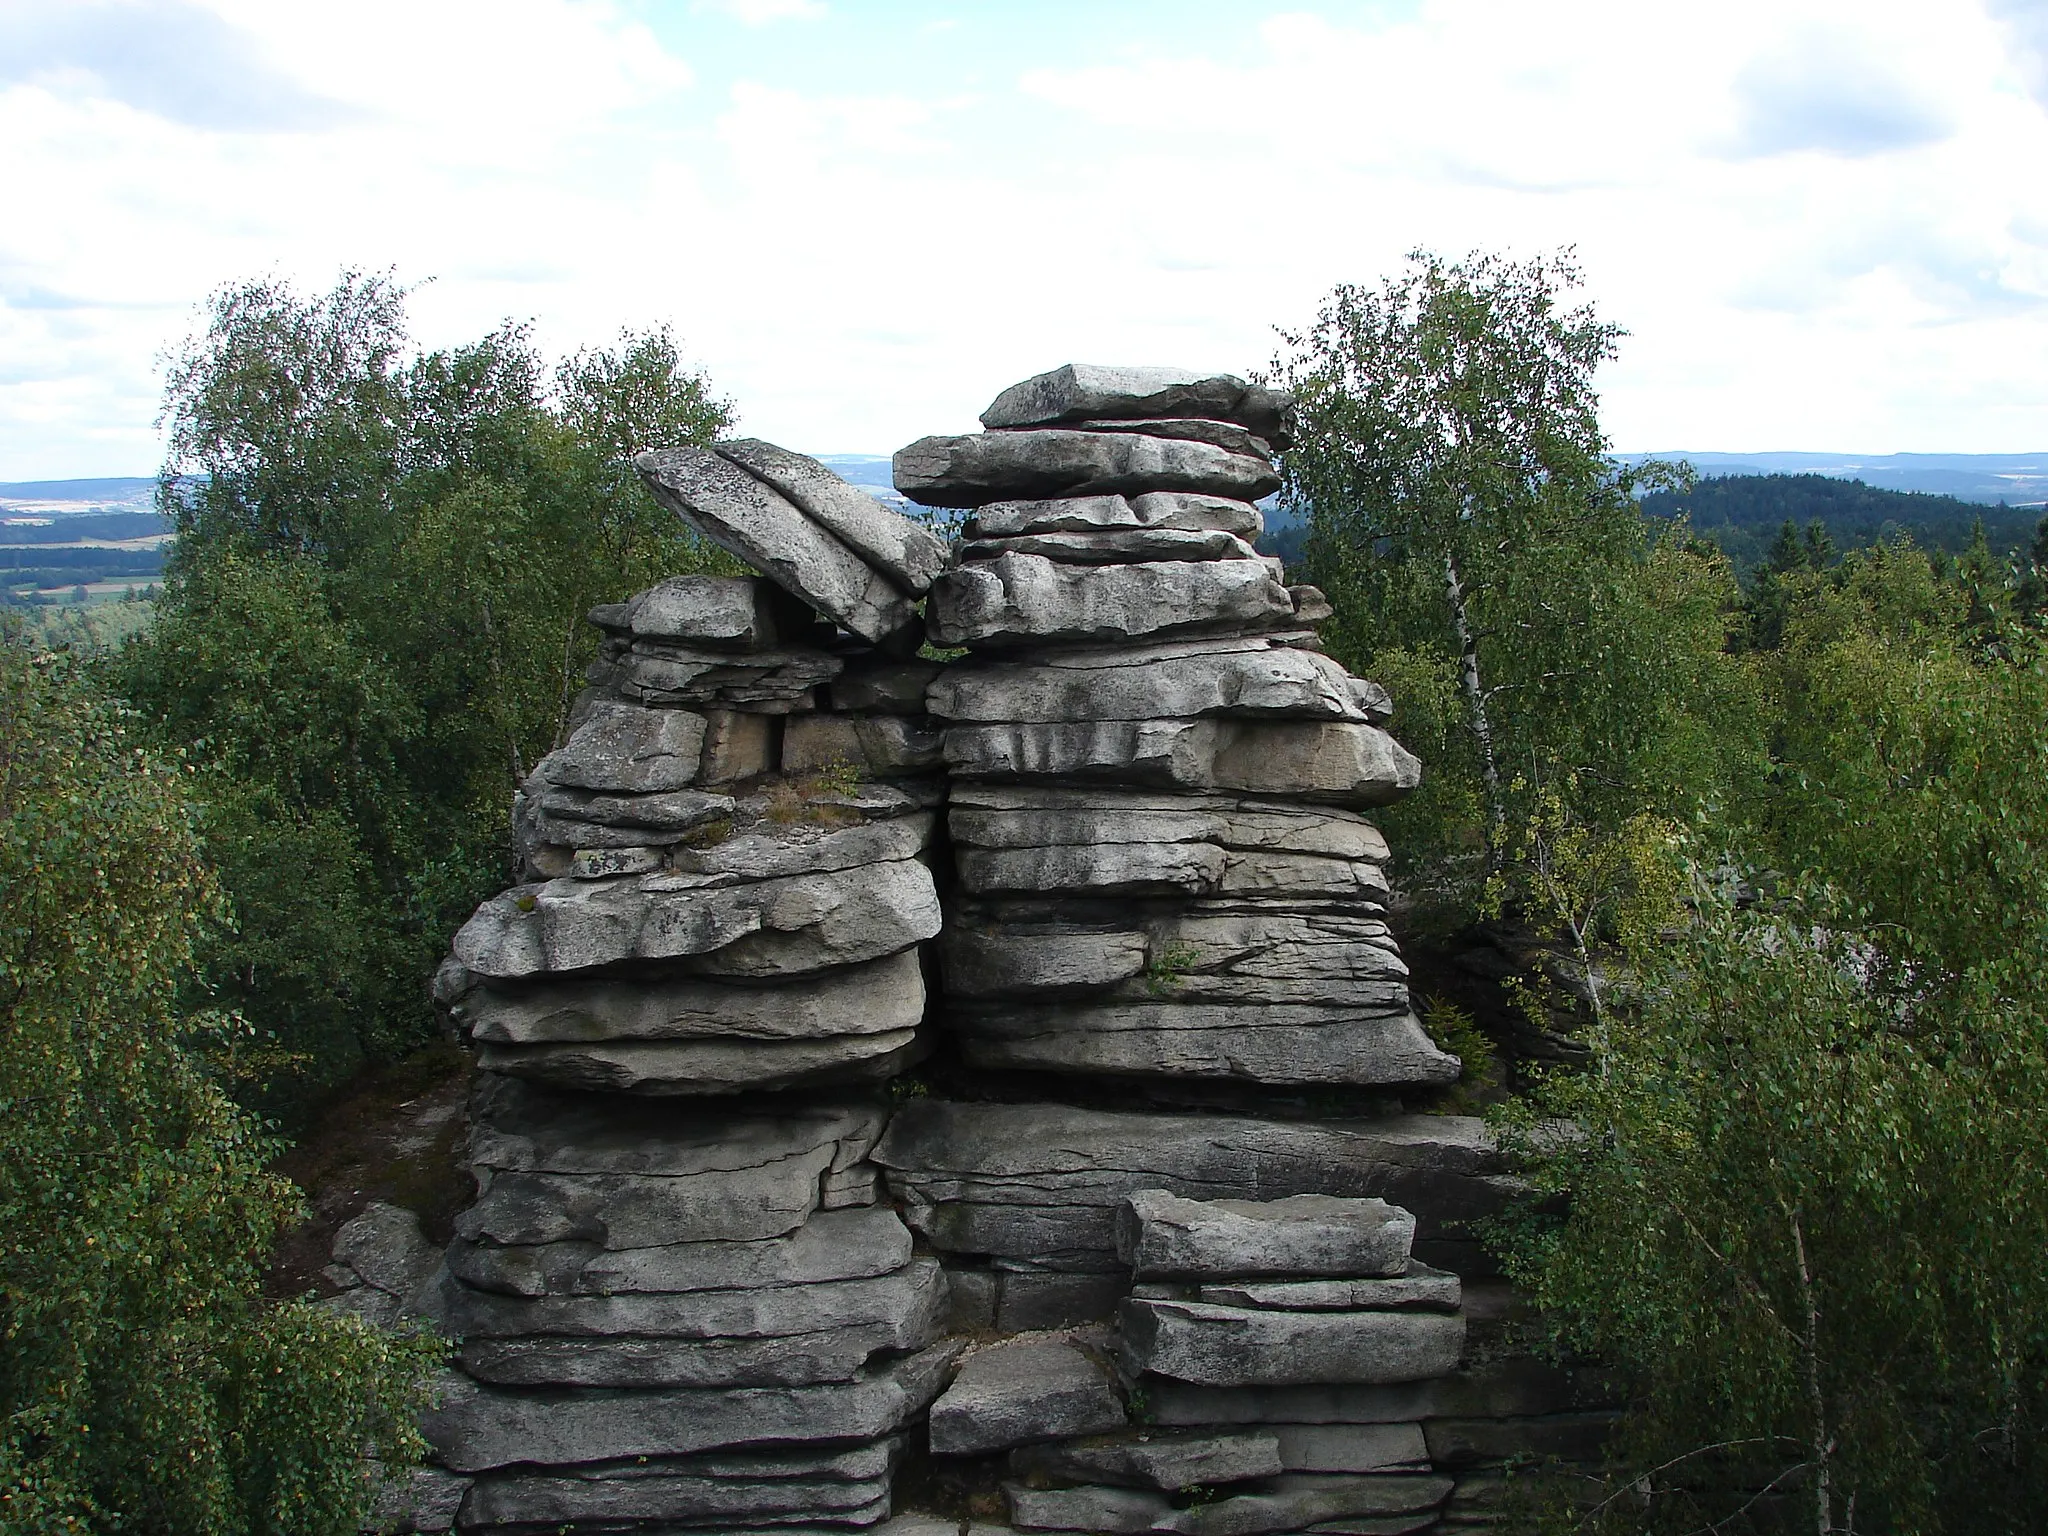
[1617,451,2048,506]
[0,477,158,513]
[1641,474,2039,571]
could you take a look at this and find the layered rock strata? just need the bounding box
[420,460,961,1532]
[385,370,1616,1535]
[902,368,1447,1090]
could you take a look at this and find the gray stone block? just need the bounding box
[698,706,781,782]
[926,643,1371,724]
[615,574,793,649]
[928,1338,1127,1457]
[967,492,1262,540]
[895,431,1279,509]
[960,527,1261,565]
[454,947,926,1046]
[474,1026,923,1095]
[445,1254,946,1341]
[976,365,1294,447]
[873,1100,1518,1276]
[954,1003,1457,1088]
[423,1340,962,1471]
[605,640,841,711]
[1272,1423,1431,1474]
[1011,1430,1283,1491]
[942,717,1420,807]
[534,703,706,794]
[1060,416,1274,458]
[1116,1192,1416,1280]
[448,1203,913,1299]
[451,857,942,981]
[1120,1298,1466,1387]
[929,553,1293,650]
[1195,1263,1462,1314]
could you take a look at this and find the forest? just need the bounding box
[5,257,2048,1533]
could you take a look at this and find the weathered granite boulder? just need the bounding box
[977,365,1295,448]
[895,430,1280,509]
[1115,1192,1417,1280]
[452,949,925,1047]
[928,1338,1128,1456]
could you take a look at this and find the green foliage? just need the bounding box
[1499,868,2048,1533]
[0,639,441,1533]
[1498,550,2048,1530]
[1274,250,1761,916]
[117,274,736,1120]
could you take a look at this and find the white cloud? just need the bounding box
[693,0,826,25]
[2,0,2047,478]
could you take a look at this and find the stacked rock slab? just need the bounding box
[901,364,1453,1090]
[421,442,961,1532]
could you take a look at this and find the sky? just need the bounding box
[3,0,2047,479]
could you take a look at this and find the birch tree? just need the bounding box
[1273,251,1750,910]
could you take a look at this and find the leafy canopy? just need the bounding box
[119,272,736,1120]
[0,635,439,1534]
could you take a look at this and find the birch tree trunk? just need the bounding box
[1443,546,1505,860]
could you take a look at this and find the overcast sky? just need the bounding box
[3,0,2047,478]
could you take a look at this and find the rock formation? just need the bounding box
[382,373,1616,1534]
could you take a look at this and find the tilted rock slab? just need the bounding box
[718,438,948,595]
[636,447,919,643]
[895,430,1280,509]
